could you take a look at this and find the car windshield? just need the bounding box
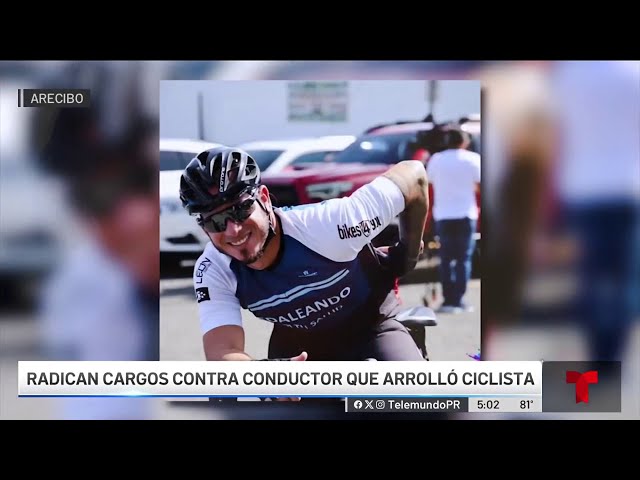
[290,151,337,165]
[244,149,285,170]
[332,133,415,164]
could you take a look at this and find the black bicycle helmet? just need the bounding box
[180,146,261,215]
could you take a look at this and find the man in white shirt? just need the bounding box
[426,128,481,313]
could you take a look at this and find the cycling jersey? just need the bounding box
[193,176,405,335]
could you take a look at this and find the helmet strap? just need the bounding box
[258,198,277,249]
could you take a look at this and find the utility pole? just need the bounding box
[197,91,204,140]
[426,80,439,122]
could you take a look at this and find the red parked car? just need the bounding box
[260,116,481,268]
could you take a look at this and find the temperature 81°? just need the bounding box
[520,399,534,410]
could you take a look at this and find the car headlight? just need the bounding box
[305,182,354,201]
[160,198,183,215]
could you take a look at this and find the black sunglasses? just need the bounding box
[199,194,258,233]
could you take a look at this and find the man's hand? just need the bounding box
[260,351,308,362]
[377,240,424,257]
[273,352,307,401]
[289,352,308,361]
[377,240,424,278]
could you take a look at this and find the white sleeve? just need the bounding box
[426,154,438,183]
[471,153,481,182]
[280,175,405,262]
[193,251,243,335]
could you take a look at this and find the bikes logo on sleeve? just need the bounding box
[195,287,210,303]
[195,257,212,284]
[337,216,382,239]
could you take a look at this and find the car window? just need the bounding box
[181,152,196,165]
[244,149,285,170]
[160,150,194,171]
[290,151,337,165]
[332,133,415,165]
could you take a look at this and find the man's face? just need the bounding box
[204,186,271,265]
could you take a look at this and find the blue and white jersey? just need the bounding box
[193,176,405,335]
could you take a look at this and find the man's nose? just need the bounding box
[225,219,243,236]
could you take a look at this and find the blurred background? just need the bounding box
[0,60,638,420]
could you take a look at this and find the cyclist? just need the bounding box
[180,146,429,362]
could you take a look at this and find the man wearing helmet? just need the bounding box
[181,147,277,268]
[181,146,429,363]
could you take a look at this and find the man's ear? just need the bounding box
[259,185,271,205]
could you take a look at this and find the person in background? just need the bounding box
[426,128,481,313]
[550,60,640,362]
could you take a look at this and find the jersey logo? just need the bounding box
[195,257,212,284]
[248,269,349,312]
[337,216,382,239]
[195,287,210,303]
[298,270,318,278]
[279,204,317,212]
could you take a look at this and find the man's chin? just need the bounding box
[242,248,265,266]
[223,236,267,265]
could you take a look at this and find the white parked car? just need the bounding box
[160,138,221,256]
[236,135,356,173]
